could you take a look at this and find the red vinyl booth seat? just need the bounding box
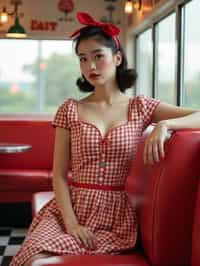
[31,129,200,266]
[0,119,70,203]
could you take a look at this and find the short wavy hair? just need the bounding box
[72,26,137,93]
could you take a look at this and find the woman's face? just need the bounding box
[77,37,121,87]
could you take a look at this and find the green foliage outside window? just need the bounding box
[0,52,86,113]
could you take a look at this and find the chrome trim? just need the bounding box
[0,143,32,154]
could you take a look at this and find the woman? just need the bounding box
[10,12,200,266]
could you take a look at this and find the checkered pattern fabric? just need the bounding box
[10,95,160,266]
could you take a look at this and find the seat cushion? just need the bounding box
[32,253,150,266]
[32,191,54,217]
[0,169,51,191]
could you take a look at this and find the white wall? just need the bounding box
[0,0,127,47]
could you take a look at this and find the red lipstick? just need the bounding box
[89,73,100,80]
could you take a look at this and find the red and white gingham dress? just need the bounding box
[10,95,160,266]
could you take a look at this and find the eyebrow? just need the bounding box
[78,48,104,57]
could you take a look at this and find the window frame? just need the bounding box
[133,0,193,106]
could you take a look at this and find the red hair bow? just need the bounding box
[70,12,120,49]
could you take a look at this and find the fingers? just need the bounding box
[144,138,165,165]
[143,123,170,165]
[88,230,97,248]
[83,229,97,249]
[152,142,160,163]
[144,139,153,164]
[73,232,82,246]
[78,230,89,248]
[71,226,97,250]
[158,139,165,159]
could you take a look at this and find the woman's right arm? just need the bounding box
[52,127,78,227]
[52,127,97,249]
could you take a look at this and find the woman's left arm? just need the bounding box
[144,102,200,165]
[152,102,200,129]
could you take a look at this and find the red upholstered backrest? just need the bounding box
[0,120,55,169]
[126,129,200,266]
[191,174,200,266]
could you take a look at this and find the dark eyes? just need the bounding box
[79,57,87,62]
[95,54,104,59]
[79,54,104,63]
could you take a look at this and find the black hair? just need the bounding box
[73,26,137,93]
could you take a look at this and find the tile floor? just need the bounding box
[0,227,27,266]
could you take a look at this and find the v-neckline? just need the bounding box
[73,97,132,142]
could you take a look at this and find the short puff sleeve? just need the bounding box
[137,95,160,130]
[52,99,72,130]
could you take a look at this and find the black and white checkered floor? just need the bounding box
[0,227,28,266]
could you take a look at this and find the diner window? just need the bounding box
[0,39,84,114]
[136,29,153,97]
[182,0,200,108]
[154,13,176,104]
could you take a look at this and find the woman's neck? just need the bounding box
[91,81,126,105]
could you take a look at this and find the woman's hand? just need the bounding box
[66,222,97,250]
[143,121,171,165]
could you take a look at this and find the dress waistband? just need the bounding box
[70,181,125,191]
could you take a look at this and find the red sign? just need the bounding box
[31,20,58,31]
[58,0,74,13]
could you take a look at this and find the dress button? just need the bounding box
[99,177,103,182]
[100,161,107,167]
